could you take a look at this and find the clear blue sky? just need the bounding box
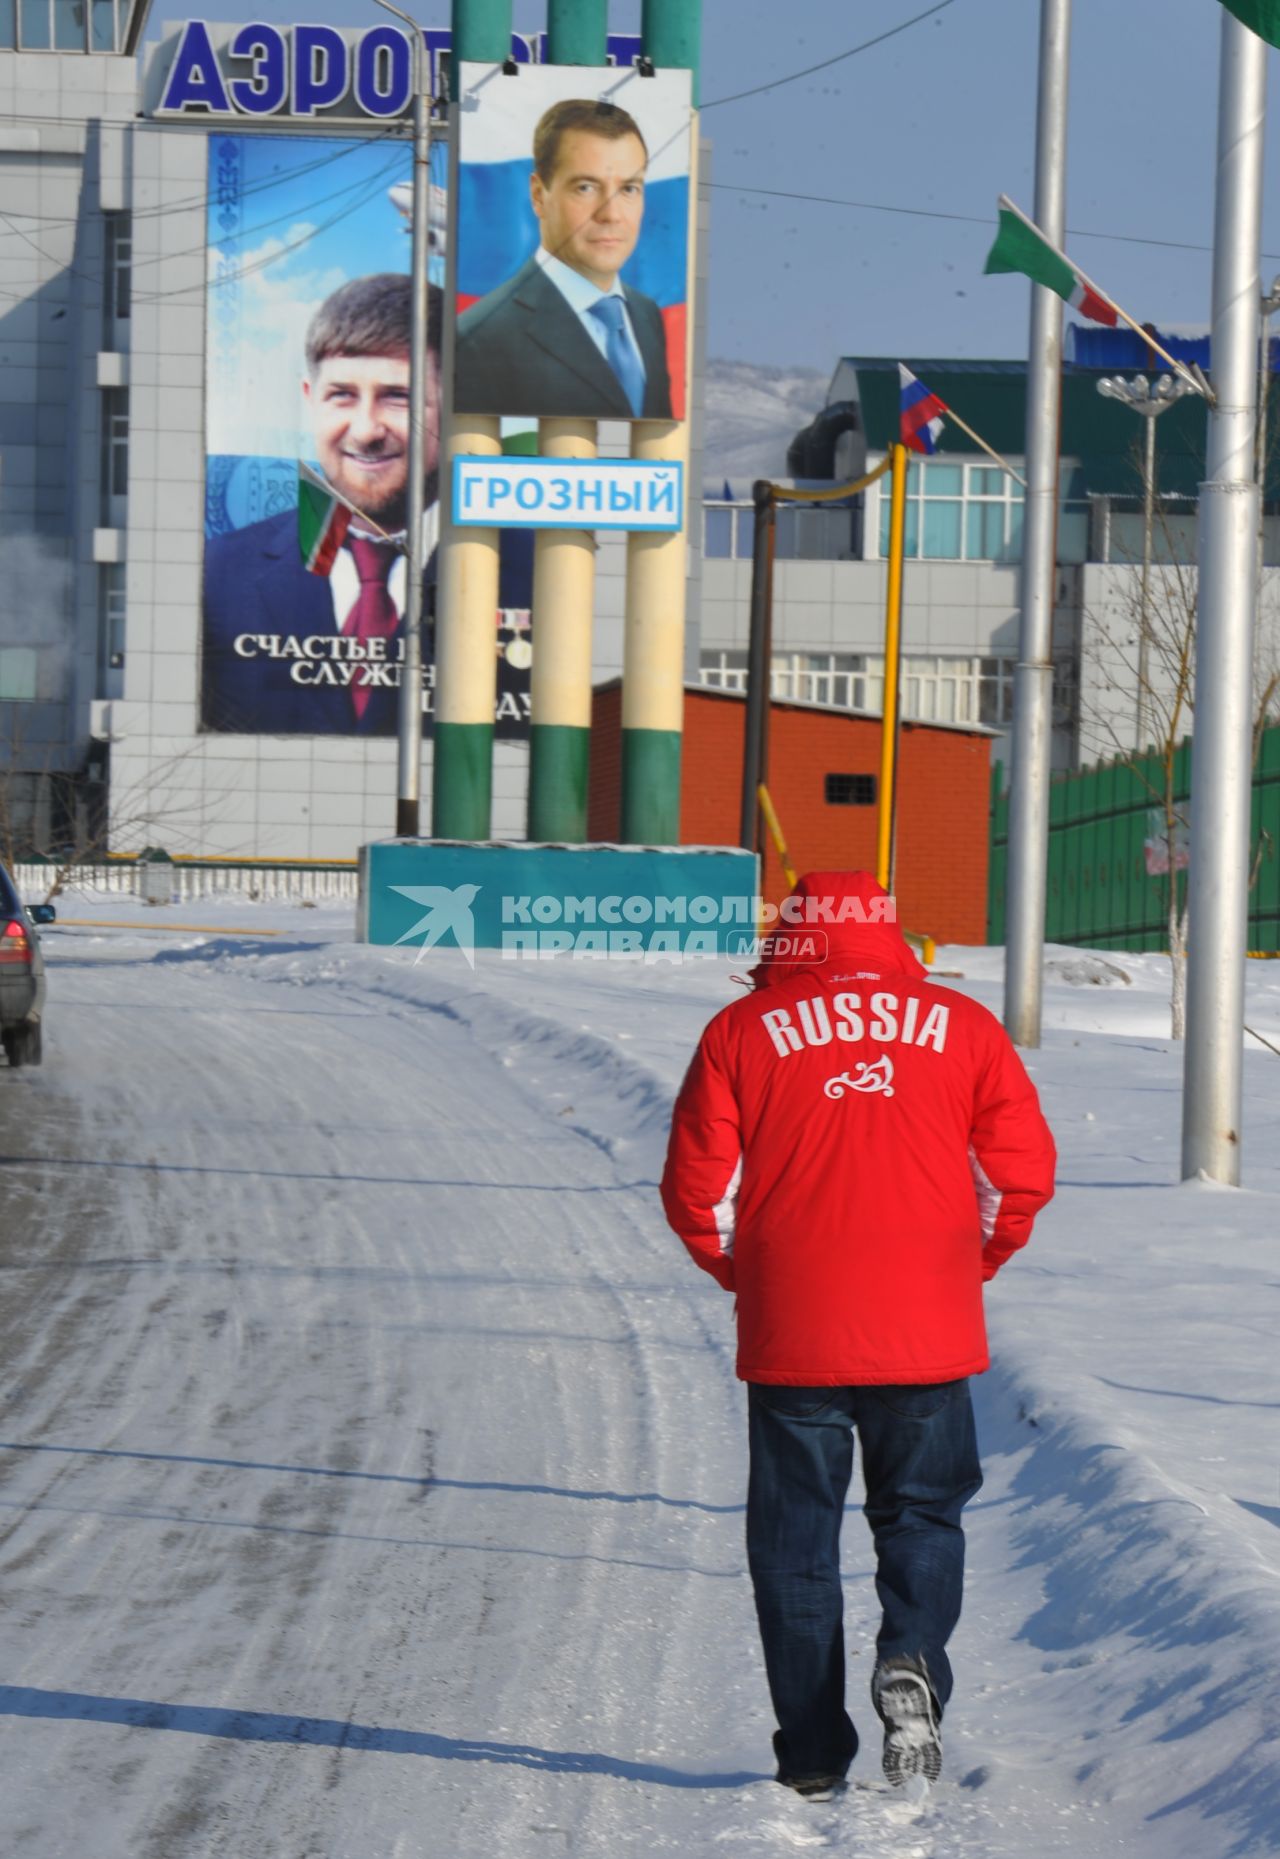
[151,0,1280,373]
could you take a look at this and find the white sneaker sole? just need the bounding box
[875,1669,942,1787]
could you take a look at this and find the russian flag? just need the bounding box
[898,364,948,455]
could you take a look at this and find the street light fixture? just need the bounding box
[1096,370,1197,747]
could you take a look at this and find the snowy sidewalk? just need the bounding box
[0,913,1277,1856]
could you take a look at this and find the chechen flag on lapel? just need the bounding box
[898,365,947,455]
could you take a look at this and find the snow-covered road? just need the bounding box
[1,910,1278,1858]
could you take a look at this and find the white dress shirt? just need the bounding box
[329,503,439,631]
[534,246,647,389]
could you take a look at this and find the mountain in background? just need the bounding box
[700,357,830,496]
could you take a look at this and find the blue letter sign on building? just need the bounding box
[155,20,645,120]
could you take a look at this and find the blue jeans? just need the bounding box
[746,1379,983,1781]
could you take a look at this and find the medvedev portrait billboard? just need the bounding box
[201,132,533,737]
[453,63,692,423]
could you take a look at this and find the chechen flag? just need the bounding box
[899,365,947,455]
[297,462,353,577]
[1222,1,1280,47]
[984,196,1117,326]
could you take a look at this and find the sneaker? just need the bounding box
[777,1773,847,1802]
[872,1657,942,1787]
[772,1731,849,1802]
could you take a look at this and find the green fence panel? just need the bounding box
[987,724,1280,952]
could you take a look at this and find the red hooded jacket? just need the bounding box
[660,872,1056,1385]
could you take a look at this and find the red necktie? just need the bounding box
[342,534,399,721]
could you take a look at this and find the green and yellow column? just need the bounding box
[526,0,609,841]
[433,0,512,839]
[620,0,701,844]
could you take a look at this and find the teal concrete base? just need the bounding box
[358,841,759,956]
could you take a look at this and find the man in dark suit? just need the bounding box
[455,98,673,422]
[202,274,442,736]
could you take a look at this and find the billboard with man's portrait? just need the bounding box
[453,63,692,423]
[200,131,533,737]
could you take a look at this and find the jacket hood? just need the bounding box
[750,869,925,989]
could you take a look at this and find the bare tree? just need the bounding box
[1080,472,1280,1038]
[0,719,252,905]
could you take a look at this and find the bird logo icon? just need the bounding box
[389,883,480,967]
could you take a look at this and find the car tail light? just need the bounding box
[0,920,32,965]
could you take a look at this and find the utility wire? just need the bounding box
[132,154,406,276]
[708,179,1280,266]
[0,118,407,230]
[702,0,958,111]
[159,160,409,300]
[0,155,406,306]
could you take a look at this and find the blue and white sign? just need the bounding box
[149,20,645,122]
[453,458,684,532]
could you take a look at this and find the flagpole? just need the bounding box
[997,193,1204,398]
[1181,11,1266,1185]
[1004,0,1070,1050]
[938,408,1027,488]
[878,442,908,892]
[375,0,431,839]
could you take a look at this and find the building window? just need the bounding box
[103,212,131,328]
[703,507,734,560]
[101,387,129,511]
[702,648,1050,734]
[702,503,756,561]
[878,458,1027,564]
[98,563,126,684]
[90,0,115,51]
[698,651,872,710]
[825,773,877,806]
[18,0,50,46]
[8,0,113,48]
[0,647,38,703]
[53,0,81,49]
[774,506,858,561]
[698,649,749,692]
[873,456,1093,565]
[979,656,1016,727]
[701,502,856,562]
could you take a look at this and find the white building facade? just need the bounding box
[699,353,1280,781]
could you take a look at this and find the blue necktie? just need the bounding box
[587,295,646,416]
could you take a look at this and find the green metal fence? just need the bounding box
[988,725,1280,951]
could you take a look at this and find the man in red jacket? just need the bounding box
[661,870,1055,1799]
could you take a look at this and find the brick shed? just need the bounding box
[589,682,993,946]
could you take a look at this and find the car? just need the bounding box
[0,861,55,1069]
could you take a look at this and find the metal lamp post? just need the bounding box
[373,0,432,838]
[1257,277,1280,587]
[1096,371,1195,748]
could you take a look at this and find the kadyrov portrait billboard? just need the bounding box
[201,132,532,737]
[453,63,692,422]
